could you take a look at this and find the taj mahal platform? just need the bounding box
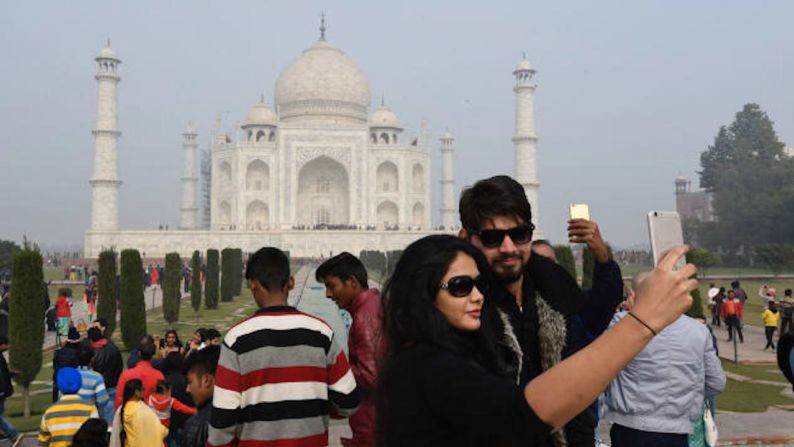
[84,228,451,258]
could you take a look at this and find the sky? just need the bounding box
[1,1,793,251]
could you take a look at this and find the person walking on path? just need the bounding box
[780,289,794,336]
[86,325,123,423]
[709,286,724,327]
[75,347,110,416]
[55,293,72,336]
[180,346,220,447]
[38,368,99,447]
[52,327,81,402]
[110,379,169,447]
[759,285,777,304]
[115,341,164,409]
[208,247,360,447]
[0,337,18,444]
[317,252,382,447]
[732,280,748,304]
[723,291,744,343]
[762,301,780,351]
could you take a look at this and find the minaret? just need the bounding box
[512,55,541,234]
[180,123,199,229]
[90,40,122,231]
[440,130,457,229]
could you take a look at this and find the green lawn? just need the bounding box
[717,378,793,413]
[721,359,788,384]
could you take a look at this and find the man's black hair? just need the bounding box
[245,247,290,292]
[95,318,109,329]
[183,345,220,377]
[315,252,369,289]
[785,288,792,297]
[139,341,156,361]
[195,328,209,342]
[731,280,740,288]
[77,346,94,367]
[459,175,532,233]
[206,328,221,340]
[0,336,9,345]
[87,327,103,342]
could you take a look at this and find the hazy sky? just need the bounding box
[2,1,792,250]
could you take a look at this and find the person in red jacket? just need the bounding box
[148,380,196,428]
[115,341,164,409]
[55,294,72,336]
[722,290,744,343]
[317,252,382,447]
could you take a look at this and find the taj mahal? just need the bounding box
[84,21,541,258]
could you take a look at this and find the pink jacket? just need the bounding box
[344,288,383,447]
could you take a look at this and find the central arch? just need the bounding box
[246,160,269,191]
[297,156,349,225]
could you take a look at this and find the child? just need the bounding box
[762,301,780,351]
[147,380,196,429]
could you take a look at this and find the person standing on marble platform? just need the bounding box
[317,253,382,447]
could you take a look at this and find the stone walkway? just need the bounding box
[712,321,779,364]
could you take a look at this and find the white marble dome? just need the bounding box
[370,105,401,129]
[97,45,118,60]
[275,39,371,124]
[244,101,277,127]
[514,59,534,72]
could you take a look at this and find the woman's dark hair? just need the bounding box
[72,418,108,447]
[458,175,533,233]
[119,379,143,446]
[377,235,490,444]
[163,329,182,348]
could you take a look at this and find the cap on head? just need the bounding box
[67,327,81,343]
[57,367,82,394]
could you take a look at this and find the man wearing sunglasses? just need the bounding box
[459,175,591,447]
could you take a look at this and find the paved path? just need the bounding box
[713,322,778,364]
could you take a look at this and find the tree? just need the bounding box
[386,250,403,279]
[581,247,595,290]
[96,250,117,336]
[119,249,146,351]
[221,248,235,302]
[233,248,244,295]
[685,247,721,278]
[190,251,202,313]
[8,247,44,417]
[162,252,181,327]
[552,245,577,280]
[0,239,21,271]
[205,249,219,309]
[754,244,794,276]
[698,104,794,252]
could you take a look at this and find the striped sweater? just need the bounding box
[76,366,110,412]
[38,394,98,447]
[209,305,359,447]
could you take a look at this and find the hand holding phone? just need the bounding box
[647,211,686,270]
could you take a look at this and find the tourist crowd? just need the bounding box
[8,174,743,447]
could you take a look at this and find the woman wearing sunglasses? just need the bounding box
[377,235,696,446]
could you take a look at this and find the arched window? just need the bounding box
[316,177,331,193]
[268,131,276,142]
[380,133,389,144]
[246,160,269,191]
[247,130,253,142]
[315,207,331,225]
[392,133,398,144]
[256,130,266,142]
[412,164,425,193]
[371,133,377,144]
[376,162,399,193]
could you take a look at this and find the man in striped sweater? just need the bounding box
[38,367,98,447]
[75,347,110,417]
[209,247,360,447]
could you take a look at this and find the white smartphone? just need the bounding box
[569,204,591,221]
[647,211,686,270]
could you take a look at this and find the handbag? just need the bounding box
[703,402,718,446]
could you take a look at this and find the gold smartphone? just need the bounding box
[569,204,590,221]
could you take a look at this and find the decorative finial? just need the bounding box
[381,94,385,107]
[522,51,526,60]
[107,38,111,47]
[320,12,326,41]
[260,93,265,103]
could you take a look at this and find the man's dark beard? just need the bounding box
[492,257,524,284]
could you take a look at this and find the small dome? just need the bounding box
[97,44,118,60]
[675,176,688,183]
[275,39,370,123]
[514,59,534,73]
[244,102,277,127]
[441,129,454,140]
[370,105,401,129]
[183,122,197,135]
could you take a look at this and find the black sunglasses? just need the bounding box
[470,224,535,249]
[438,275,489,298]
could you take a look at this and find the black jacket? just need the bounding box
[0,353,13,399]
[91,338,123,389]
[180,403,210,447]
[53,343,80,401]
[481,254,592,446]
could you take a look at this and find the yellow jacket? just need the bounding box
[109,400,168,447]
[762,309,780,327]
